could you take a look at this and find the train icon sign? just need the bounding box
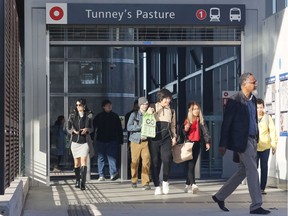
[46,3,67,24]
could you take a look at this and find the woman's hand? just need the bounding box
[73,130,79,135]
[171,137,177,146]
[184,122,191,131]
[81,128,89,134]
[205,143,211,151]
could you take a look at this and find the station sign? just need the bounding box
[46,3,245,26]
[222,91,237,108]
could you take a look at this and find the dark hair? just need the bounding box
[73,98,89,113]
[256,98,265,106]
[54,115,65,126]
[157,88,172,102]
[102,99,112,107]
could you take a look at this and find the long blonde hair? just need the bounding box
[187,101,204,125]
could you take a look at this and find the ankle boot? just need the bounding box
[74,167,81,188]
[80,166,87,190]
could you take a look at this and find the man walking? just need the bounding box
[94,100,123,181]
[127,97,151,190]
[212,72,271,215]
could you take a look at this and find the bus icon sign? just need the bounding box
[230,8,241,22]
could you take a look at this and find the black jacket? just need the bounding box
[93,111,123,144]
[219,91,258,153]
[67,111,93,144]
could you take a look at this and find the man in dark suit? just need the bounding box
[212,72,271,215]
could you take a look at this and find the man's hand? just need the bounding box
[219,146,226,156]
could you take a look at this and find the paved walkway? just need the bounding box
[22,179,287,216]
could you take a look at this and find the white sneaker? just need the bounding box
[154,186,162,195]
[191,184,199,194]
[98,176,106,181]
[162,181,169,195]
[184,184,192,193]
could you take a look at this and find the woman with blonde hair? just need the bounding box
[183,101,211,193]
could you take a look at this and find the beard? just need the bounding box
[252,89,258,96]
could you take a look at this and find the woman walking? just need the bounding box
[67,98,93,190]
[183,101,211,194]
[256,98,278,195]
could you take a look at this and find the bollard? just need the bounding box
[86,154,91,181]
[121,132,128,182]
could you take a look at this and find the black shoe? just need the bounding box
[131,182,137,188]
[212,195,229,212]
[110,172,119,181]
[261,190,267,195]
[250,207,271,214]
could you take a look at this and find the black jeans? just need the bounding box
[257,149,270,190]
[185,142,201,185]
[149,137,172,187]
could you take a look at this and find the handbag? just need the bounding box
[172,141,194,163]
[141,113,156,138]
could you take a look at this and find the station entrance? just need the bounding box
[48,24,242,181]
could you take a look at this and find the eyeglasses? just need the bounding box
[76,104,83,107]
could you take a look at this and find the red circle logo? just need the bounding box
[49,6,64,21]
[196,9,207,21]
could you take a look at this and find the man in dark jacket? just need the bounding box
[93,99,123,181]
[212,72,271,215]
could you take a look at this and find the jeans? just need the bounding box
[257,149,270,191]
[97,140,118,177]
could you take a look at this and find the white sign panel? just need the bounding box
[46,3,67,24]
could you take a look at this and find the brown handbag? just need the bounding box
[172,141,194,163]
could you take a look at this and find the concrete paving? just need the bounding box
[22,179,287,216]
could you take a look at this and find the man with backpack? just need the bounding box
[127,97,151,190]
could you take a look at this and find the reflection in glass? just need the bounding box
[50,62,64,93]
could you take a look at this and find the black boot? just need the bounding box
[74,167,81,188]
[80,166,87,190]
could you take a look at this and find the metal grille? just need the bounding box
[0,0,20,195]
[48,25,243,42]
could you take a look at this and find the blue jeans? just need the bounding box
[97,140,118,177]
[257,149,270,191]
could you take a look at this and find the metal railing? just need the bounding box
[48,25,243,42]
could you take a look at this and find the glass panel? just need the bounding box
[50,97,73,172]
[50,46,64,59]
[68,46,106,59]
[68,61,103,93]
[50,62,64,93]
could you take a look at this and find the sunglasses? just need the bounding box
[76,104,83,107]
[248,80,257,84]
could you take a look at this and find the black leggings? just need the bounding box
[185,142,201,185]
[149,138,172,187]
